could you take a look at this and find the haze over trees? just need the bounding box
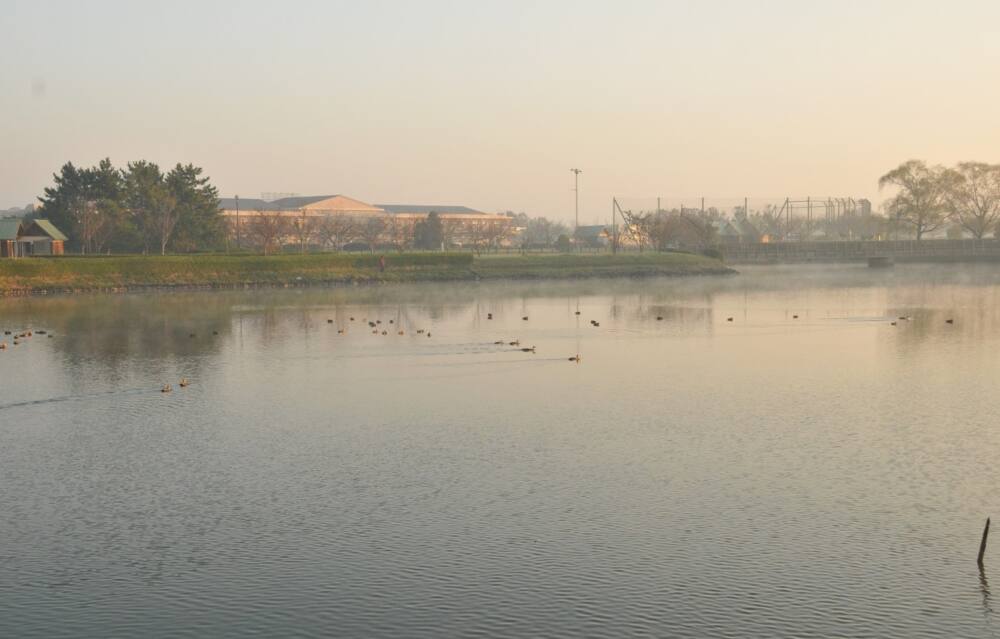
[880,160,1000,240]
[37,159,223,253]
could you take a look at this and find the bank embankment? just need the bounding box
[0,252,733,295]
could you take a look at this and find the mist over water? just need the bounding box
[3,265,1000,637]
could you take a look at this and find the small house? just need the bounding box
[0,218,68,257]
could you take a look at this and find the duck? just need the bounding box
[522,316,529,321]
[792,315,799,319]
[487,313,493,319]
[656,316,663,321]
[337,329,345,334]
[426,332,432,337]
[350,317,355,321]
[213,330,219,335]
[520,346,536,353]
[161,384,172,393]
[389,320,394,324]
[509,340,520,346]
[493,340,505,345]
[569,354,581,362]
[0,342,6,350]
[179,378,190,387]
[368,321,376,327]
[417,329,425,334]
[890,321,897,326]
[398,330,404,335]
[592,321,600,327]
[376,320,382,325]
[726,317,734,322]
[36,330,46,335]
[327,319,333,323]
[574,311,581,315]
[946,318,954,324]
[381,330,388,335]
[189,333,196,338]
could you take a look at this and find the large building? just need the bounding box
[219,194,513,249]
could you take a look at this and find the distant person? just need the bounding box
[378,255,386,272]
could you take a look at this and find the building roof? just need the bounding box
[732,218,760,238]
[218,198,269,211]
[575,225,610,238]
[28,219,68,241]
[376,204,487,216]
[713,219,741,237]
[0,218,22,240]
[266,195,339,209]
[219,195,383,213]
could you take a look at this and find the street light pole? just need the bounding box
[570,168,582,241]
[235,195,241,249]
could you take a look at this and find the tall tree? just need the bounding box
[879,160,951,240]
[37,162,86,245]
[943,162,1000,239]
[414,211,444,250]
[165,163,223,251]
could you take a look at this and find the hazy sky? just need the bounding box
[2,0,999,221]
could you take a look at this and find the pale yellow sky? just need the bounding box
[2,0,999,222]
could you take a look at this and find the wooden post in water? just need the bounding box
[979,517,990,567]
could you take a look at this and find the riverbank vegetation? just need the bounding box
[0,252,731,294]
[35,159,223,254]
[879,160,1000,240]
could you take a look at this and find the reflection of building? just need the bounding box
[0,218,67,258]
[219,194,512,249]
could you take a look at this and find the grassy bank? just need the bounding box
[471,252,733,279]
[0,251,733,294]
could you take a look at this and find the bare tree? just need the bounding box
[943,162,1000,239]
[440,217,459,249]
[71,198,118,255]
[480,218,513,252]
[290,211,319,253]
[315,215,358,250]
[879,160,951,240]
[358,216,388,254]
[618,210,653,251]
[247,209,289,255]
[385,215,415,251]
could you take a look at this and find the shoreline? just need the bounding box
[0,252,736,297]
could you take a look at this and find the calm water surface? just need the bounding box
[3,265,1000,638]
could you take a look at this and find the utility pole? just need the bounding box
[612,197,619,255]
[571,169,582,236]
[235,195,241,249]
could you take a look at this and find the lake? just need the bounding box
[3,265,1000,638]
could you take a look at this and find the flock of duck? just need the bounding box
[0,328,52,351]
[1,308,959,393]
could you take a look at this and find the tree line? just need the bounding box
[880,160,1000,240]
[237,209,514,255]
[37,159,223,254]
